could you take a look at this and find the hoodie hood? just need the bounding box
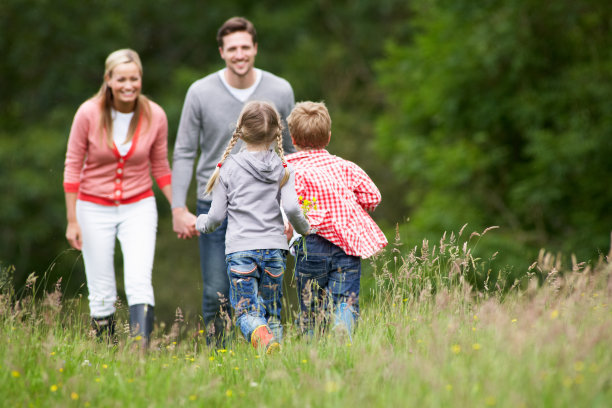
[229,149,284,184]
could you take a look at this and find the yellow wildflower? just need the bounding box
[71,392,79,400]
[451,344,461,354]
[325,381,339,393]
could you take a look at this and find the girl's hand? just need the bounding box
[66,221,82,250]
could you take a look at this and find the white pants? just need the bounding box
[77,197,157,317]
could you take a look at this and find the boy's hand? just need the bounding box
[284,221,294,241]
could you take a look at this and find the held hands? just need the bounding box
[65,221,82,250]
[172,207,199,239]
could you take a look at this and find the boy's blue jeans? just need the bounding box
[294,234,361,335]
[225,249,287,342]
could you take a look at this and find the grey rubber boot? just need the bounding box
[129,304,154,347]
[91,314,116,343]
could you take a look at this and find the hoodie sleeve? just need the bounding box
[281,168,310,235]
[201,174,228,233]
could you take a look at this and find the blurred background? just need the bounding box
[1,0,610,324]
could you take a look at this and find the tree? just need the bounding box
[375,0,612,277]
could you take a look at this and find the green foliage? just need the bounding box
[0,111,80,291]
[375,0,612,266]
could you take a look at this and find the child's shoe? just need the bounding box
[251,325,280,354]
[332,302,355,342]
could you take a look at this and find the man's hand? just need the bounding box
[172,207,199,239]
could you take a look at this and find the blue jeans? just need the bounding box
[294,235,361,335]
[196,200,230,343]
[226,249,286,342]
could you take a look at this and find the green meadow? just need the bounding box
[2,229,611,408]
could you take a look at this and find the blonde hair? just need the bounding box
[95,49,151,147]
[205,101,289,195]
[287,101,331,149]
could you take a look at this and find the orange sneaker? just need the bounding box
[251,325,280,354]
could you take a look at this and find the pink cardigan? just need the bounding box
[63,98,171,206]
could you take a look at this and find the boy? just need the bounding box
[286,101,387,339]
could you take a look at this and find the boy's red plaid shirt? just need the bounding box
[286,149,388,258]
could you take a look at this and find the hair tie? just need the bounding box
[217,162,222,168]
[282,163,287,168]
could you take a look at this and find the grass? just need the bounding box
[1,228,611,407]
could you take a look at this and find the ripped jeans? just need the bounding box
[226,249,287,342]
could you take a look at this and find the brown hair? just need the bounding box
[95,49,151,148]
[216,16,257,48]
[205,101,289,195]
[287,101,331,149]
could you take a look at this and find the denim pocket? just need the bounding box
[296,257,327,280]
[264,266,284,278]
[262,255,283,278]
[229,263,257,276]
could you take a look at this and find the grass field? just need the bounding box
[2,229,611,407]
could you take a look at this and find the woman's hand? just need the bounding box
[66,221,82,250]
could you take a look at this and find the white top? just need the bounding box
[218,68,263,102]
[112,109,134,156]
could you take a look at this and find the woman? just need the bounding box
[63,49,171,346]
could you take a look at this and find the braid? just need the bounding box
[204,132,240,195]
[276,128,290,187]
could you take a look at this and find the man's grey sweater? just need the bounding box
[172,70,295,209]
[195,150,310,255]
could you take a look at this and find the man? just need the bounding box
[171,16,296,346]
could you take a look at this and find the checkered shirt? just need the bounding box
[286,149,388,258]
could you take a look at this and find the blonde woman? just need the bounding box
[195,101,309,353]
[63,49,172,346]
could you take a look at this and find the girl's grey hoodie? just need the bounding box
[196,149,310,254]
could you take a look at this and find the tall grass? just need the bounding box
[2,228,611,407]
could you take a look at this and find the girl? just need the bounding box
[195,101,309,353]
